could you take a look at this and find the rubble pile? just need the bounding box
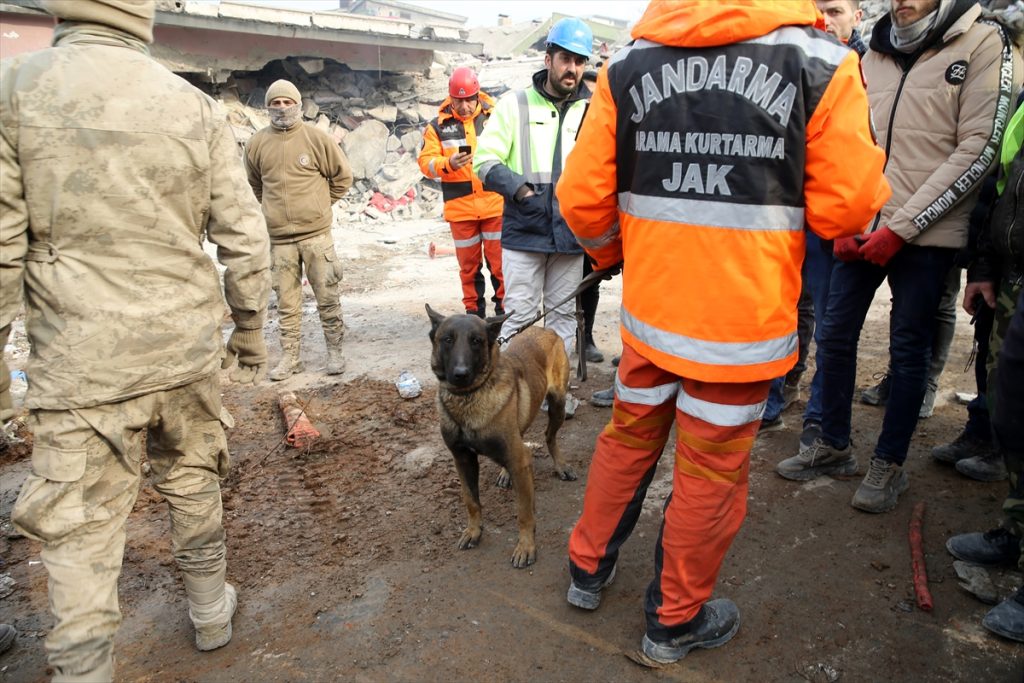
[213,50,546,226]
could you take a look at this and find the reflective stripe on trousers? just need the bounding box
[449,216,504,314]
[568,342,769,636]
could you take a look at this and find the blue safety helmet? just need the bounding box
[546,17,593,58]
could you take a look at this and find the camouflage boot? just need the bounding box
[326,344,346,375]
[269,342,303,381]
[183,568,237,652]
[325,330,345,375]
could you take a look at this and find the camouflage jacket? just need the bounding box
[0,23,271,410]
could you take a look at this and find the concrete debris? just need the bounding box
[400,130,423,154]
[297,58,325,75]
[368,104,398,124]
[952,561,999,605]
[342,119,390,179]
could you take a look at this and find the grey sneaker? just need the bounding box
[861,374,890,406]
[776,437,858,481]
[851,457,908,513]
[946,528,1022,567]
[932,430,993,464]
[590,387,614,407]
[955,453,1008,482]
[639,599,740,665]
[566,564,617,610]
[982,586,1024,643]
[799,421,822,452]
[918,384,937,419]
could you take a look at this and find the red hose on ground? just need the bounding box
[909,501,933,612]
[278,391,320,450]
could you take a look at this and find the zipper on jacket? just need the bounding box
[871,62,915,233]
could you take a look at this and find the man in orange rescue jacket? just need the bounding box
[556,0,891,665]
[418,67,505,317]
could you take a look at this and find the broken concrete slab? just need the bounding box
[375,156,422,200]
[297,57,324,75]
[302,99,320,119]
[342,119,390,179]
[367,104,398,124]
[400,130,423,154]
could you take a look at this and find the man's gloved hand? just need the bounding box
[833,236,863,262]
[858,226,904,266]
[222,327,267,385]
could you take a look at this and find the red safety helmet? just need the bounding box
[448,66,480,99]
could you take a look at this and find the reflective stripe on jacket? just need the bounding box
[556,0,891,383]
[474,69,591,254]
[417,92,503,222]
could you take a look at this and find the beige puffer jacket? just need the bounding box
[0,24,271,410]
[863,2,1022,248]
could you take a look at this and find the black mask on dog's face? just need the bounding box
[426,305,510,391]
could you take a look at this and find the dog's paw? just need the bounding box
[557,465,577,481]
[495,468,512,489]
[510,541,536,568]
[457,527,482,550]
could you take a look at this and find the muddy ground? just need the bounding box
[1,217,1021,682]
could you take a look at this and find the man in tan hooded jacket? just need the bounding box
[0,1,271,680]
[244,80,354,379]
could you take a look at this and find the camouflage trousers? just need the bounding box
[991,278,1024,568]
[271,232,345,351]
[11,374,231,676]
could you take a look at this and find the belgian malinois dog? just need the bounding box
[426,304,577,568]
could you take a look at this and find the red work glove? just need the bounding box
[858,226,904,266]
[833,236,863,262]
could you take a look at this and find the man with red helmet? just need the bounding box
[418,66,504,317]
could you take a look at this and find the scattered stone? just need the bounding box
[952,561,999,605]
[297,57,324,75]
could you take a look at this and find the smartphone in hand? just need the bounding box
[458,145,472,155]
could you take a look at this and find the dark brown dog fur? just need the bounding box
[426,304,576,568]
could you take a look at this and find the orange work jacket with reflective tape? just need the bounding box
[556,0,891,383]
[418,92,504,222]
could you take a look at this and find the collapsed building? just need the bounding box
[0,0,631,224]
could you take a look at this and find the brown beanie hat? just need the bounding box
[265,80,302,107]
[41,0,156,44]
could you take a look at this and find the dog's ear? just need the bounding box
[425,304,445,341]
[485,310,511,346]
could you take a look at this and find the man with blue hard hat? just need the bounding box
[474,16,594,417]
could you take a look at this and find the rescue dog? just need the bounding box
[426,304,576,568]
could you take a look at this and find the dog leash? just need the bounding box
[496,263,623,369]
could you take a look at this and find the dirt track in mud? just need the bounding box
[1,218,1022,682]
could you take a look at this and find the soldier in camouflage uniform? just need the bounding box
[0,1,272,680]
[244,79,354,380]
[947,92,1024,643]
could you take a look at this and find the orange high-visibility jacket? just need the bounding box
[418,92,504,222]
[556,0,892,383]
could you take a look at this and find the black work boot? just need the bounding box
[946,528,1022,567]
[983,585,1024,643]
[931,429,993,464]
[639,599,740,665]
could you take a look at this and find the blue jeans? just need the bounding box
[819,245,957,465]
[764,232,832,422]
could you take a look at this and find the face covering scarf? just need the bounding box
[270,103,302,130]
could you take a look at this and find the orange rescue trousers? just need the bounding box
[450,216,504,316]
[568,343,770,641]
